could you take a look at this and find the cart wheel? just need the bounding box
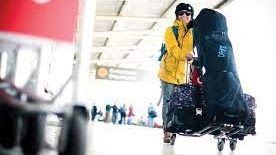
[238,136,244,140]
[58,106,88,155]
[170,134,176,145]
[21,114,46,155]
[217,138,225,151]
[230,139,237,151]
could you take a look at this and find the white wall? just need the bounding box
[221,0,276,130]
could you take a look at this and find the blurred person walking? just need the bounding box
[111,104,118,124]
[91,105,97,121]
[119,104,127,124]
[127,104,135,125]
[103,104,111,123]
[147,103,157,128]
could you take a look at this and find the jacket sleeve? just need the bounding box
[164,27,194,61]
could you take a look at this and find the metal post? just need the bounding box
[72,0,96,102]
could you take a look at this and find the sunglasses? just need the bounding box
[178,10,191,16]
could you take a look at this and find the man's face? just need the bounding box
[177,10,192,24]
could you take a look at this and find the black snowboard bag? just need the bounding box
[193,8,249,124]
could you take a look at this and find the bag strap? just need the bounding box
[186,60,191,84]
[172,26,179,47]
[158,26,179,61]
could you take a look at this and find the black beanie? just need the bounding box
[175,3,194,18]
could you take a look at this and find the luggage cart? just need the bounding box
[165,59,256,152]
[0,78,89,155]
[167,92,256,151]
[169,121,256,151]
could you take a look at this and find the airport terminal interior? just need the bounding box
[0,0,276,155]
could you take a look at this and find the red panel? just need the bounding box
[0,0,79,42]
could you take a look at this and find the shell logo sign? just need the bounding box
[95,66,149,82]
[0,0,79,42]
[96,67,109,79]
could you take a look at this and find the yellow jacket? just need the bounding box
[158,20,194,85]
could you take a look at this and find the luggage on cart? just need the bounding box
[224,93,256,139]
[193,8,248,124]
[242,94,256,134]
[165,61,208,134]
[163,8,256,151]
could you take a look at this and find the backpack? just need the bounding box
[158,26,179,61]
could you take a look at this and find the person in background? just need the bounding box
[127,104,135,125]
[97,109,104,121]
[91,105,97,121]
[111,104,118,124]
[147,103,157,128]
[103,104,111,123]
[119,104,127,124]
[157,3,194,143]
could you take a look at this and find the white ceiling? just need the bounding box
[92,0,234,71]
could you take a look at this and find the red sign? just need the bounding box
[0,0,79,42]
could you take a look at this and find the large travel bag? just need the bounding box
[166,84,206,133]
[193,8,248,124]
[165,60,208,133]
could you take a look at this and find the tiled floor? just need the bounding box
[2,112,275,155]
[42,115,276,155]
[84,122,275,155]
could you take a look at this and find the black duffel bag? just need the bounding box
[166,84,208,134]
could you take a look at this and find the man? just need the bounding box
[147,103,157,128]
[158,3,194,143]
[111,104,118,124]
[91,105,97,121]
[119,104,127,124]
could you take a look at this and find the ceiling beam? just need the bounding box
[93,30,161,37]
[92,45,159,53]
[90,58,154,63]
[91,50,153,54]
[214,0,235,9]
[129,0,178,68]
[93,45,158,50]
[95,15,174,22]
[97,0,150,1]
[94,35,162,40]
[98,0,128,60]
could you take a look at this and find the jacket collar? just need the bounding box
[173,19,187,31]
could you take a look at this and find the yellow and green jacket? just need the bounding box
[158,19,194,85]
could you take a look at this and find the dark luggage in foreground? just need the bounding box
[0,79,89,155]
[165,8,256,151]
